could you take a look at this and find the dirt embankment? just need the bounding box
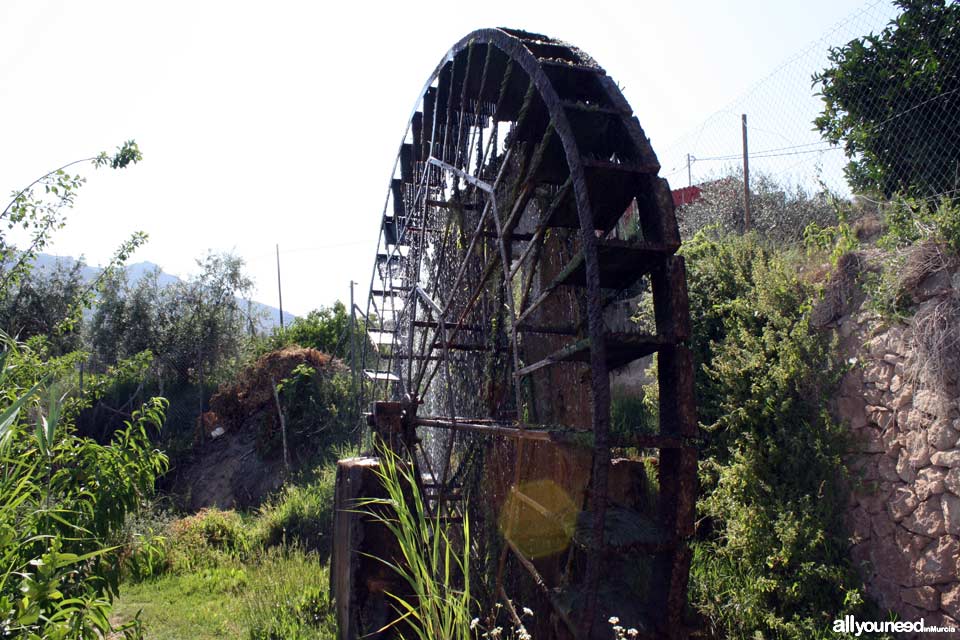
[170,347,340,511]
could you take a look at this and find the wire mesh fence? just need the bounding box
[656,0,959,237]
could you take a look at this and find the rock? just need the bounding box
[914,536,959,585]
[930,419,960,451]
[916,467,949,501]
[887,326,906,351]
[890,373,903,393]
[890,487,920,521]
[883,423,900,446]
[872,577,904,610]
[848,455,879,482]
[839,370,861,396]
[872,512,896,538]
[861,481,892,515]
[901,430,931,468]
[867,336,886,357]
[851,507,872,543]
[873,534,916,586]
[896,526,933,556]
[903,500,946,537]
[906,408,936,430]
[898,450,918,483]
[901,585,941,611]
[896,407,912,429]
[850,540,871,569]
[879,455,901,482]
[946,468,960,496]
[943,493,960,535]
[942,583,960,620]
[838,396,869,430]
[864,362,895,388]
[883,352,903,366]
[864,386,886,406]
[839,317,857,339]
[894,387,914,410]
[916,389,951,419]
[913,269,953,302]
[932,450,960,468]
[856,427,886,453]
[867,404,893,428]
[924,611,960,634]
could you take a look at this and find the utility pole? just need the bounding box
[742,113,751,232]
[197,295,205,442]
[686,153,693,188]
[276,244,285,330]
[349,280,358,415]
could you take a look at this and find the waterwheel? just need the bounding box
[350,27,697,640]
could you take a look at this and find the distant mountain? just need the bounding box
[31,253,296,330]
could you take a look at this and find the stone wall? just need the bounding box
[832,265,960,632]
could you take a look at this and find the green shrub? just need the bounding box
[0,335,167,639]
[610,391,655,437]
[165,508,253,573]
[676,231,880,639]
[274,364,354,458]
[878,196,960,252]
[254,462,337,556]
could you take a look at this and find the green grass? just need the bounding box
[112,548,335,640]
[112,460,343,639]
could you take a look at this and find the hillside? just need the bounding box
[31,253,296,329]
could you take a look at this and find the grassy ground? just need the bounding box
[113,548,335,640]
[111,461,342,640]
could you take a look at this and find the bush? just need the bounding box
[878,196,960,253]
[0,337,167,639]
[254,462,337,556]
[165,508,253,573]
[678,172,838,242]
[676,231,881,639]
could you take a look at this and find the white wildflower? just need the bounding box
[522,607,534,617]
[608,616,620,625]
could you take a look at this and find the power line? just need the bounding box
[694,144,840,163]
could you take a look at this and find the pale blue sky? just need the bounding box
[0,0,898,315]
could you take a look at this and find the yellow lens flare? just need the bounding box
[499,479,579,559]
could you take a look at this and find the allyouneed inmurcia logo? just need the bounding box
[833,615,957,636]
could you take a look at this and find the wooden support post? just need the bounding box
[331,456,412,640]
[270,377,290,475]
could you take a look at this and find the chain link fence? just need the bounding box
[656,0,959,237]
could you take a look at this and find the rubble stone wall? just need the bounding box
[834,269,960,632]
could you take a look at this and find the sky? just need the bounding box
[0,0,899,316]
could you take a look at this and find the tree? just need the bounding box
[0,141,147,341]
[814,0,960,198]
[1,141,143,293]
[677,170,838,241]
[88,251,258,387]
[0,260,87,355]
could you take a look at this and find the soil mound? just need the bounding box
[174,347,342,510]
[206,347,336,436]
